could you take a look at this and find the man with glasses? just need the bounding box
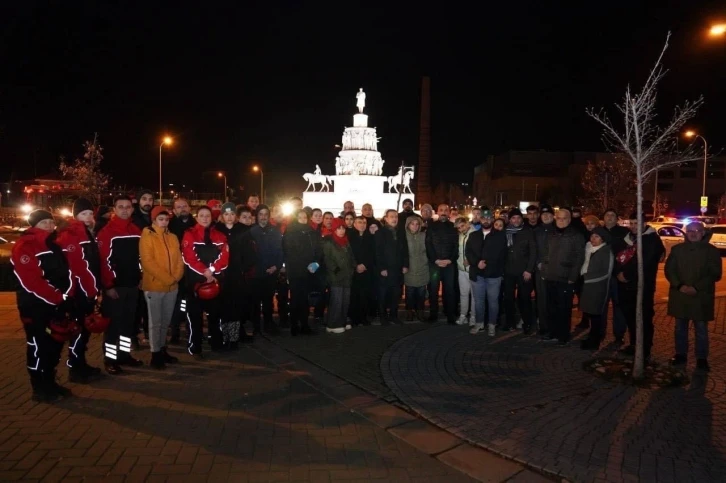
[665,222,721,371]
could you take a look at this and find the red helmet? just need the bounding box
[84,313,110,333]
[48,318,81,343]
[195,281,220,300]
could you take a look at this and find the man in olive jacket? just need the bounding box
[541,208,585,344]
[665,222,722,371]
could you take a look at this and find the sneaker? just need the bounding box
[487,323,496,336]
[456,315,468,325]
[345,324,352,330]
[516,320,523,329]
[697,359,710,371]
[542,335,559,343]
[670,354,687,366]
[470,323,484,335]
[469,317,476,327]
[326,327,346,334]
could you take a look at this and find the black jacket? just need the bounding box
[349,229,376,270]
[534,222,555,268]
[465,229,507,280]
[283,221,321,279]
[375,225,406,282]
[425,220,458,263]
[541,225,586,283]
[169,215,197,243]
[504,225,537,276]
[397,210,415,235]
[131,206,152,231]
[604,224,630,254]
[215,222,252,283]
[615,227,665,293]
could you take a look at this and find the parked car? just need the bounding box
[656,226,685,260]
[683,216,716,228]
[708,225,726,250]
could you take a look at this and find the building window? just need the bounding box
[680,170,696,178]
[657,183,673,192]
[657,170,674,179]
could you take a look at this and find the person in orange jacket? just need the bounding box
[140,206,185,369]
[56,198,102,383]
[181,206,229,356]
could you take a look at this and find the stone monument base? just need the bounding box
[302,175,414,218]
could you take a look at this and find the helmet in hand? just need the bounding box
[84,313,110,333]
[48,318,81,343]
[195,281,220,300]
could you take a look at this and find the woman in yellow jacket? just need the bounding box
[140,206,185,369]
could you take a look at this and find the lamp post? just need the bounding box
[252,165,264,203]
[684,130,708,198]
[710,24,726,37]
[159,136,173,204]
[217,172,228,202]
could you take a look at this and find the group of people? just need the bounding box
[12,189,722,403]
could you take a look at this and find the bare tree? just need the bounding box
[60,133,110,204]
[587,32,704,379]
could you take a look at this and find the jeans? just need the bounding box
[675,318,709,359]
[546,281,575,343]
[472,276,502,324]
[145,290,178,352]
[457,270,476,319]
[327,286,351,329]
[405,285,426,311]
[503,273,533,330]
[428,264,457,318]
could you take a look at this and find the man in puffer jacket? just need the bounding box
[540,208,585,345]
[425,204,459,323]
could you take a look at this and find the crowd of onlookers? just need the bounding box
[12,190,723,402]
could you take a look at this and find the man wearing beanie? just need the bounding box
[56,198,103,382]
[248,204,284,335]
[96,195,143,374]
[13,210,75,401]
[398,198,415,235]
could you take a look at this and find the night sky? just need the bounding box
[2,1,725,200]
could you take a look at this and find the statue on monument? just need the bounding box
[335,157,342,175]
[356,88,366,113]
[314,164,322,176]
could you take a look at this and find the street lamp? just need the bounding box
[710,24,726,37]
[217,172,228,202]
[252,165,264,203]
[684,130,708,199]
[159,136,173,204]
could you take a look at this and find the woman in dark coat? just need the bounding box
[283,210,321,335]
[580,227,614,350]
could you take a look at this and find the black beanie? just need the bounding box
[28,210,53,227]
[72,197,94,217]
[508,208,523,219]
[136,188,155,202]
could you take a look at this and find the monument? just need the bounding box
[302,89,415,217]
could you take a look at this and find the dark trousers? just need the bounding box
[24,319,63,382]
[378,276,402,320]
[503,273,534,330]
[428,264,456,318]
[68,297,93,369]
[350,271,371,324]
[288,277,311,329]
[535,273,549,334]
[545,281,574,343]
[136,289,149,337]
[170,283,191,334]
[405,285,426,311]
[586,314,605,342]
[276,276,289,325]
[185,295,222,354]
[620,286,655,357]
[102,286,139,362]
[249,275,277,332]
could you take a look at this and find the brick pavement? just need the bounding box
[0,293,482,482]
[382,298,726,483]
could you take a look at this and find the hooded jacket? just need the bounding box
[404,215,429,287]
[56,220,100,299]
[140,225,184,292]
[96,215,142,289]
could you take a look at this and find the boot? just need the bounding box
[150,352,166,370]
[161,347,178,364]
[105,357,124,375]
[45,371,72,398]
[406,310,415,322]
[30,373,59,403]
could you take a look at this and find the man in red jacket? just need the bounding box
[56,197,102,382]
[96,196,142,374]
[12,210,75,401]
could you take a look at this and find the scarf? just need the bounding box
[505,223,524,247]
[331,219,348,247]
[617,226,655,265]
[581,241,606,275]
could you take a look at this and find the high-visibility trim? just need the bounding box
[119,335,132,342]
[106,352,117,360]
[187,313,194,355]
[27,337,40,371]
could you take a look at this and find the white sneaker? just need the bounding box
[345,324,352,330]
[470,323,484,335]
[487,324,496,336]
[456,315,468,325]
[326,327,345,334]
[469,317,476,327]
[516,319,524,329]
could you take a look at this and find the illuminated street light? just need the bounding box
[218,172,228,202]
[159,136,173,204]
[710,24,726,36]
[684,130,709,199]
[252,165,264,203]
[21,203,32,214]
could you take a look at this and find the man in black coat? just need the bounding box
[425,204,459,323]
[615,213,665,359]
[602,208,630,343]
[131,189,154,230]
[533,204,556,337]
[502,208,537,333]
[349,215,376,326]
[397,198,415,235]
[375,210,407,324]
